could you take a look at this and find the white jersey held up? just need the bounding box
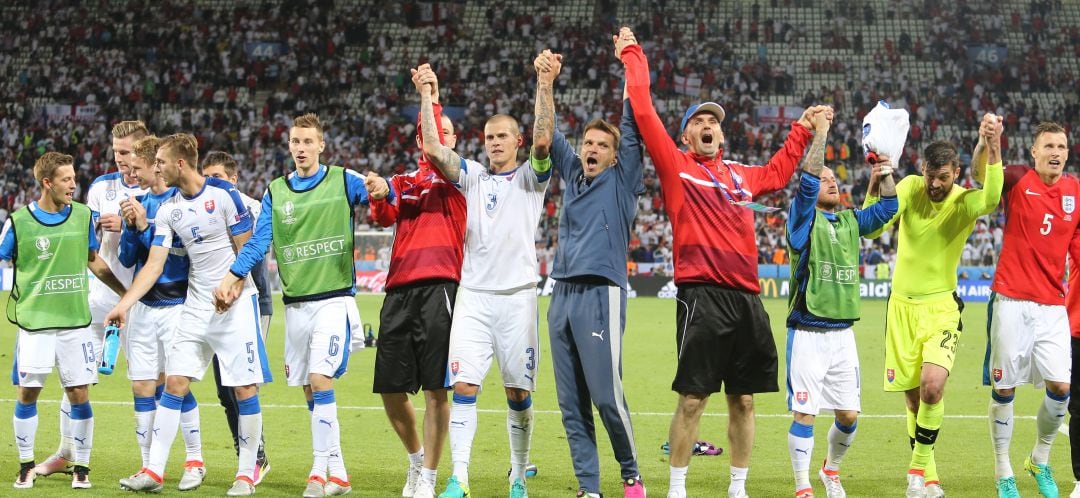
[455,158,549,291]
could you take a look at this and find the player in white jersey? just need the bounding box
[116,135,206,490]
[201,151,272,484]
[412,65,549,498]
[35,120,148,477]
[106,134,269,497]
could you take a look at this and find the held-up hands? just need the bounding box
[797,105,835,132]
[613,27,638,57]
[533,49,563,85]
[979,112,1004,148]
[365,172,389,200]
[410,64,439,101]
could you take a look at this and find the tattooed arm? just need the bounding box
[413,64,463,183]
[801,108,831,176]
[531,50,562,161]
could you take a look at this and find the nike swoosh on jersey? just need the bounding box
[1025,189,1041,195]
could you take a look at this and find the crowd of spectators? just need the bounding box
[1,0,1078,277]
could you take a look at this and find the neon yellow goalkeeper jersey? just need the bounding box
[864,163,1003,298]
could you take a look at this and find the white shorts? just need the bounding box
[284,296,354,387]
[448,286,539,391]
[987,294,1071,389]
[12,327,99,388]
[786,327,861,415]
[165,293,270,386]
[124,302,182,381]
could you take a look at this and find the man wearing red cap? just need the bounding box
[617,27,829,498]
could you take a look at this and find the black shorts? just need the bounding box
[372,280,457,394]
[672,284,779,395]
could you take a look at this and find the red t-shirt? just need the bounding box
[992,166,1080,305]
[369,104,466,289]
[622,45,811,292]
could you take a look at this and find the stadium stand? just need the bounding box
[0,0,1078,275]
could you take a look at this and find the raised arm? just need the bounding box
[741,106,825,194]
[855,157,898,236]
[961,113,1005,217]
[616,82,645,190]
[413,64,463,183]
[531,50,562,161]
[788,111,831,251]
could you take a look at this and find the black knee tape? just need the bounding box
[914,425,939,446]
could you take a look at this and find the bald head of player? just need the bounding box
[290,113,326,177]
[417,115,458,151]
[1031,121,1069,185]
[921,141,960,203]
[816,166,842,210]
[484,114,523,173]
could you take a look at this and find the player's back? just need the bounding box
[127,188,190,305]
[993,167,1080,304]
[458,159,549,292]
[154,178,253,308]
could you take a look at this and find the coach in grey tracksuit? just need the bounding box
[533,49,645,496]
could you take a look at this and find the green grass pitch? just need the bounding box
[0,294,1071,497]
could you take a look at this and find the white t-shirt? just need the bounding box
[861,101,910,163]
[152,178,253,309]
[455,158,549,291]
[86,172,146,298]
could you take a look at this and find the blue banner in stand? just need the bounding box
[967,44,1007,68]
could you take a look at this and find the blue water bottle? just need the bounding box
[98,323,121,375]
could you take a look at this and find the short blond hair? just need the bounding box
[292,113,324,135]
[132,135,161,165]
[111,120,149,140]
[33,152,75,184]
[159,133,199,168]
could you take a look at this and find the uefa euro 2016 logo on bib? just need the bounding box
[282,246,296,263]
[35,236,52,260]
[282,201,297,224]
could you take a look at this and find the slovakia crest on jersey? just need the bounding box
[1063,196,1075,215]
[993,368,1003,382]
[204,200,216,213]
[795,391,808,405]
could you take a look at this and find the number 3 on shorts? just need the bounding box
[939,330,958,354]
